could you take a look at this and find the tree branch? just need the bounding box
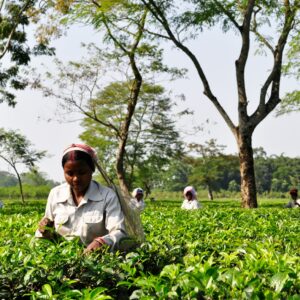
[0,0,33,59]
[142,0,236,134]
[213,0,241,31]
[251,6,275,54]
[250,0,297,126]
[235,0,255,128]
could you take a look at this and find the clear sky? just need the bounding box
[1,24,299,182]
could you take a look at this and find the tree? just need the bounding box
[0,170,18,186]
[0,0,54,106]
[35,1,159,195]
[187,140,226,200]
[0,128,46,203]
[160,158,190,192]
[21,167,58,187]
[140,0,299,207]
[79,81,183,195]
[253,147,274,193]
[187,139,240,200]
[270,154,300,192]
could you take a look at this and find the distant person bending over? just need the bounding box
[129,188,146,212]
[181,186,201,210]
[0,200,3,209]
[35,143,127,253]
[285,188,300,208]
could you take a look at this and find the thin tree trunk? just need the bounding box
[116,145,130,196]
[13,166,25,204]
[207,186,213,200]
[236,132,257,208]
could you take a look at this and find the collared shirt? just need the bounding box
[35,180,126,248]
[181,199,201,210]
[129,198,146,212]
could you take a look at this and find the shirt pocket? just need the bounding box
[82,213,105,244]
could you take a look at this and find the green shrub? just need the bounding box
[0,199,299,299]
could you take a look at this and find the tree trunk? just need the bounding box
[116,145,130,196]
[13,166,25,204]
[236,132,257,208]
[207,186,213,200]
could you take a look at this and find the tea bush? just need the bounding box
[0,199,299,299]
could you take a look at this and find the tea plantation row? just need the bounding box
[0,199,299,299]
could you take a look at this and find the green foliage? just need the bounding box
[0,185,51,198]
[0,199,299,299]
[276,91,300,116]
[21,167,59,187]
[0,0,55,106]
[80,80,183,192]
[0,128,46,168]
[0,170,18,186]
[187,139,240,196]
[0,128,46,202]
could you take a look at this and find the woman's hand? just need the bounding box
[84,238,105,254]
[38,217,54,238]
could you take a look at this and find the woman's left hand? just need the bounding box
[84,239,104,254]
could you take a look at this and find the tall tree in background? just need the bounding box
[35,44,182,195]
[141,0,299,207]
[0,128,46,203]
[253,147,274,193]
[80,81,183,194]
[21,167,58,187]
[35,0,183,195]
[38,1,148,196]
[187,139,241,200]
[0,0,54,106]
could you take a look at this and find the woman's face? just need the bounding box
[136,193,143,201]
[63,160,93,194]
[185,191,193,201]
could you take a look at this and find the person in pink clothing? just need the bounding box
[181,186,202,210]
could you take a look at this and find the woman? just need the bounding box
[36,143,126,253]
[129,188,146,212]
[285,188,300,208]
[181,186,201,210]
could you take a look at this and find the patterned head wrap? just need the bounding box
[183,186,197,200]
[63,143,97,160]
[62,143,97,171]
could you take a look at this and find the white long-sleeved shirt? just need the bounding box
[35,180,126,248]
[129,198,146,212]
[285,199,300,208]
[181,199,201,210]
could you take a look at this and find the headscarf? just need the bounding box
[63,143,97,160]
[183,186,197,200]
[132,188,144,198]
[62,143,97,171]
